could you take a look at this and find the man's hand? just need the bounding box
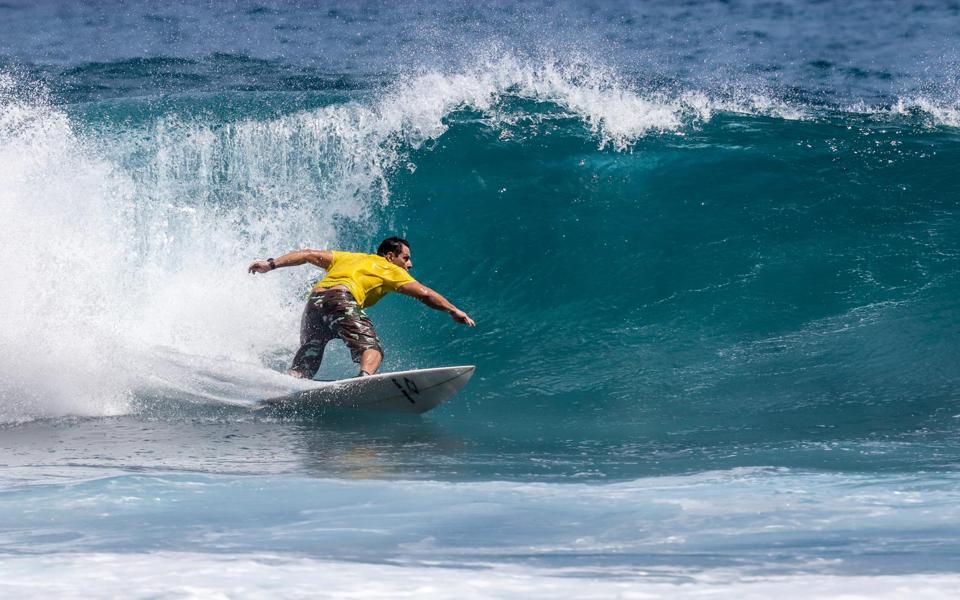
[398,282,476,326]
[248,260,273,274]
[451,309,476,327]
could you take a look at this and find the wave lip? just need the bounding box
[841,94,960,127]
[362,53,818,152]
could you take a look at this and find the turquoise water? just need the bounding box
[2,1,960,596]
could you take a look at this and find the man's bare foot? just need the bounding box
[287,369,307,379]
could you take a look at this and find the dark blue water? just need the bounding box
[1,1,959,596]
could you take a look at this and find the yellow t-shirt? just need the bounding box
[313,251,416,308]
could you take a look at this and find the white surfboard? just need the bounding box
[254,365,475,415]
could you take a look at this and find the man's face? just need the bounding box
[386,245,413,271]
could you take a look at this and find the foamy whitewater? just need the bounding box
[1,1,960,597]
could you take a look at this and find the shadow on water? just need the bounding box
[133,388,447,432]
[0,391,469,481]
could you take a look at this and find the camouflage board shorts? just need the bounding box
[290,288,383,378]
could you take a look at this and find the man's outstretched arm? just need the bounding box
[248,249,333,274]
[398,282,476,327]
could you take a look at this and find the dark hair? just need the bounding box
[376,236,409,257]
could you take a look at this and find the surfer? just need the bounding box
[248,237,475,378]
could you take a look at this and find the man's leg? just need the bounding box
[289,340,326,378]
[359,348,383,376]
[336,308,383,376]
[323,290,383,377]
[289,295,331,379]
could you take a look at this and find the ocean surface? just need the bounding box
[2,1,960,597]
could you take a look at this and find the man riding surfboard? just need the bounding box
[248,237,475,378]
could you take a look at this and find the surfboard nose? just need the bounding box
[452,365,476,381]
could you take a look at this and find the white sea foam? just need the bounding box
[683,89,808,122]
[2,468,958,569]
[0,552,956,599]
[0,76,136,420]
[0,469,958,596]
